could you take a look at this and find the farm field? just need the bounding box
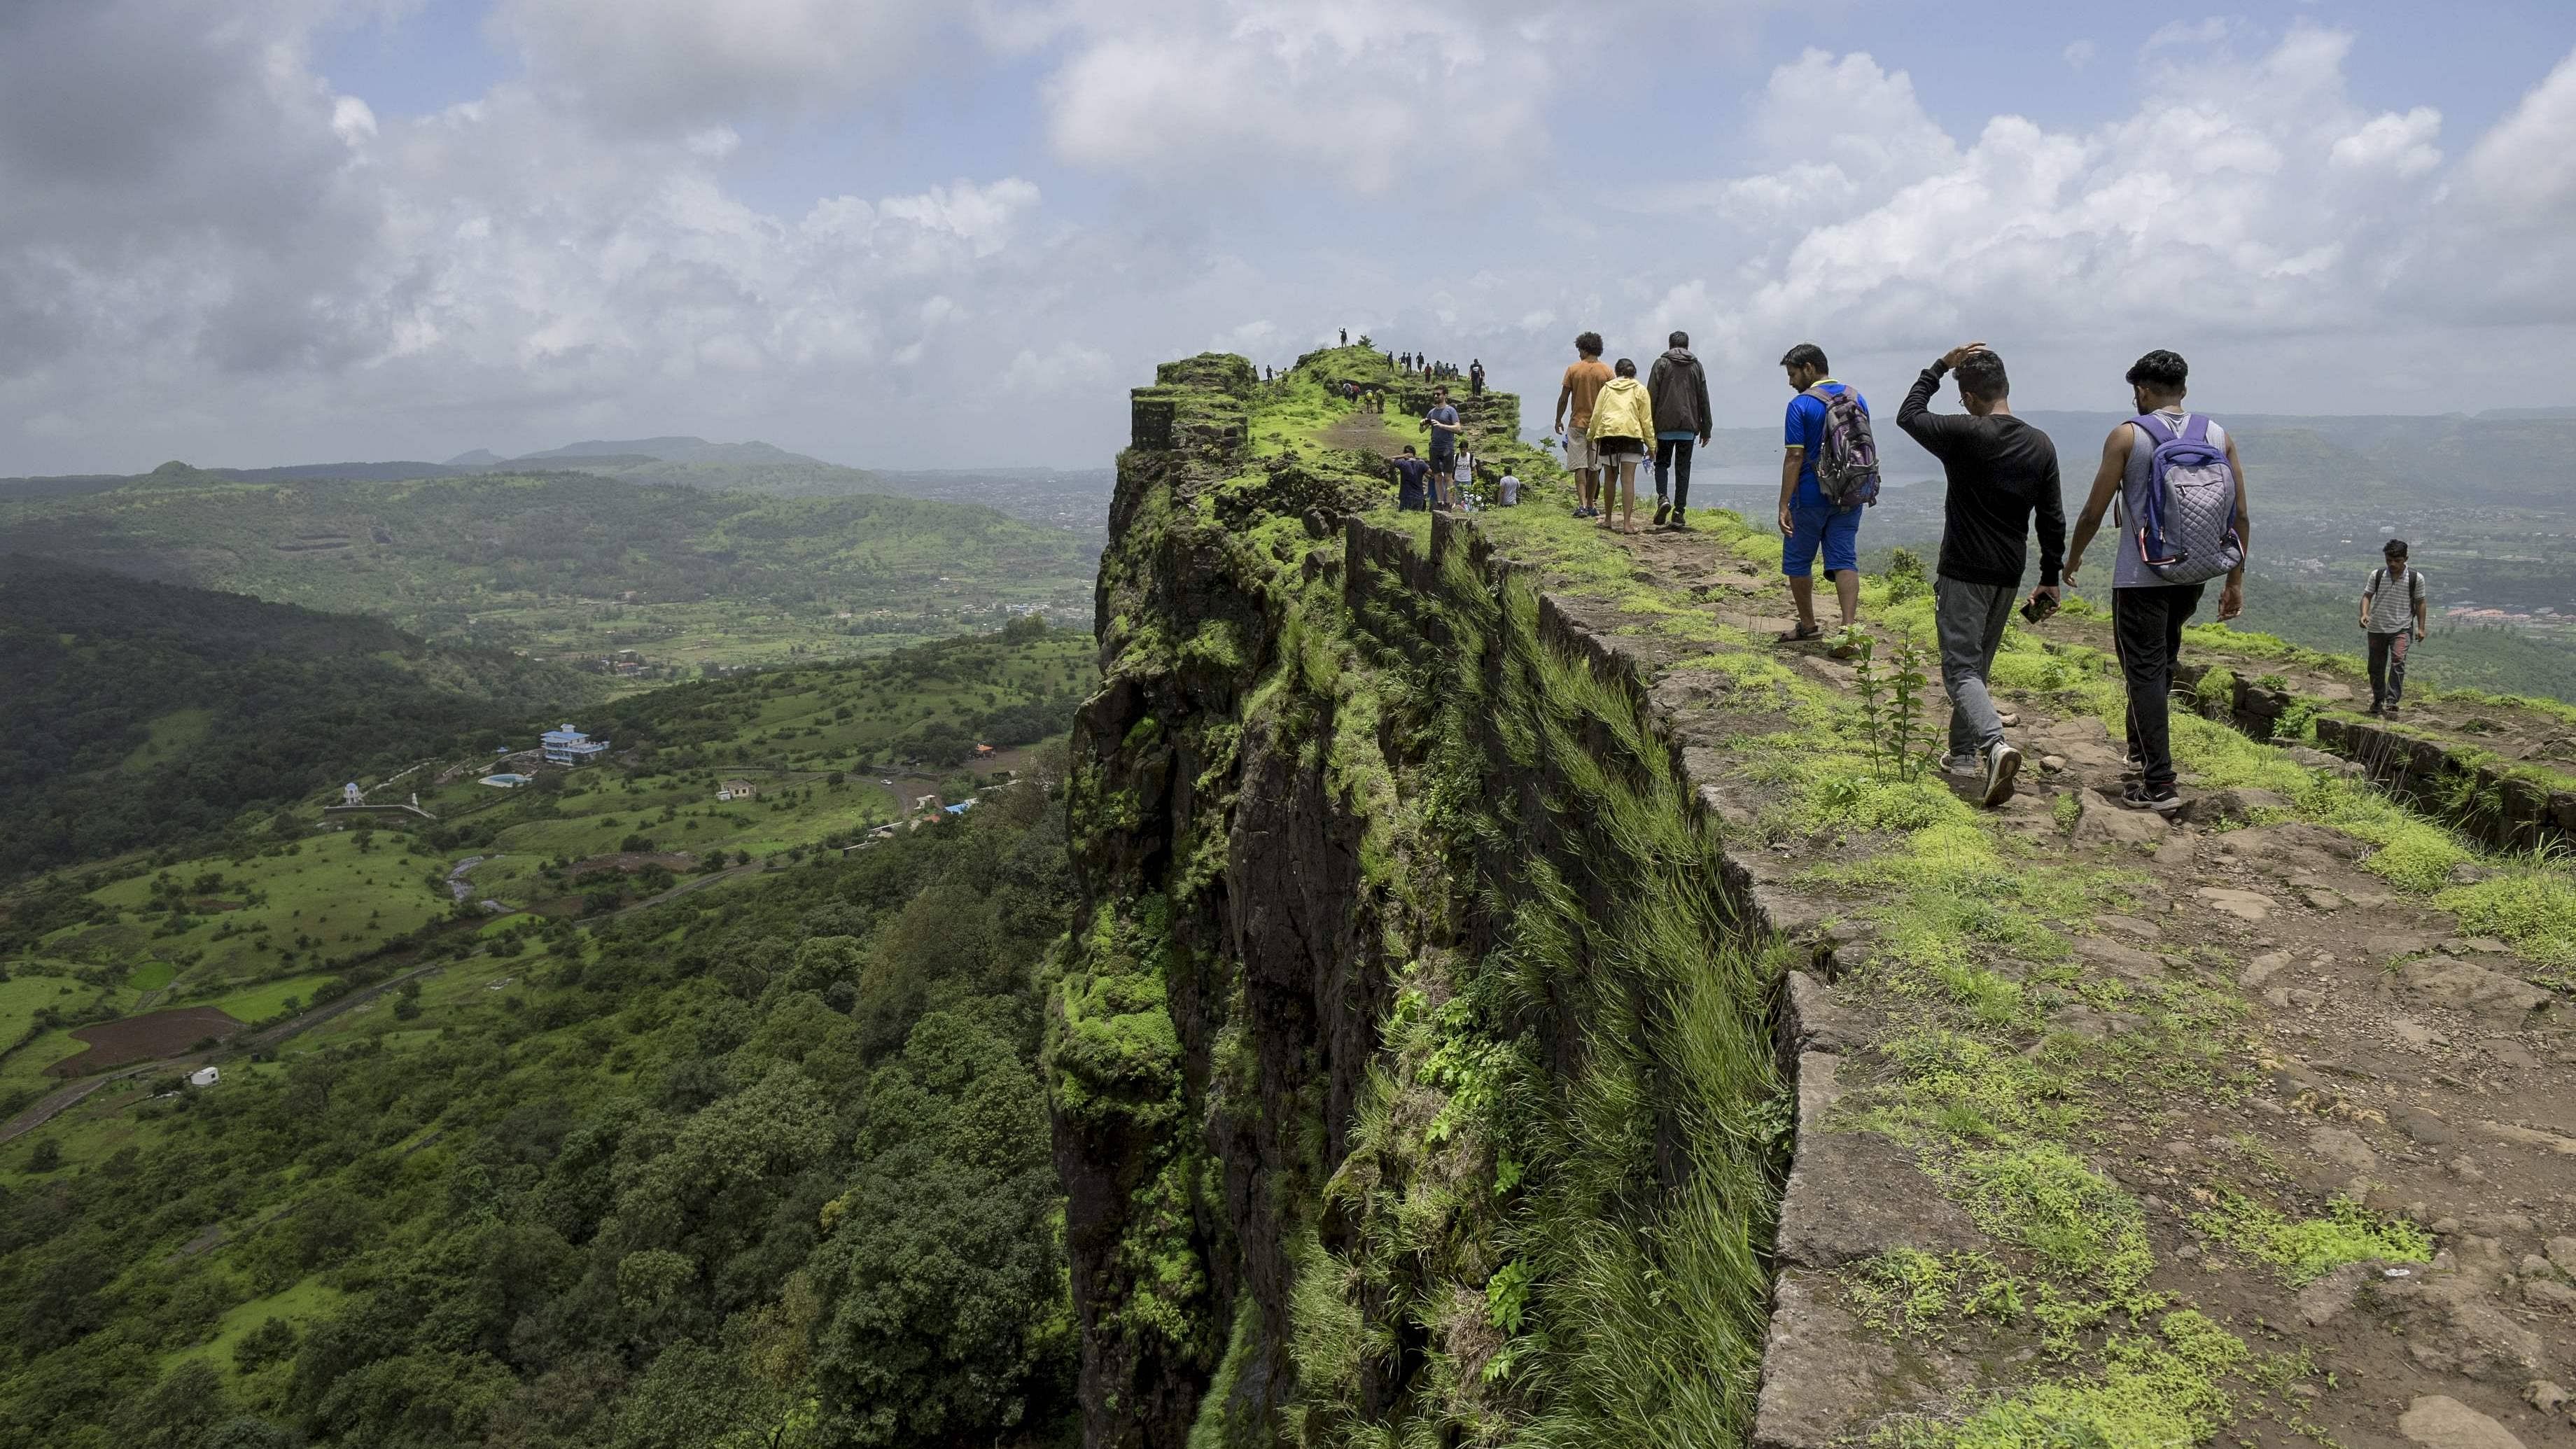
[46,1005,241,1076]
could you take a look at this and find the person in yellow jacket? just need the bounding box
[1587,358,1656,534]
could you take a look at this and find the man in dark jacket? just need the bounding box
[1645,332,1714,528]
[1896,342,2066,808]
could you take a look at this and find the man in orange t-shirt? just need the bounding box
[1553,331,1613,517]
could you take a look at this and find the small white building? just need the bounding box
[342,782,363,806]
[188,1067,220,1088]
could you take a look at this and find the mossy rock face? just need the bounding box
[1154,352,1258,398]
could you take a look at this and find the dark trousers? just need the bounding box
[2111,583,2204,790]
[1653,438,1695,510]
[2367,631,2412,708]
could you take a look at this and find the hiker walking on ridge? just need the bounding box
[1646,330,1713,530]
[2362,538,2428,717]
[1392,445,1432,512]
[1555,331,1613,519]
[2065,348,2251,815]
[1470,359,1485,396]
[1422,385,1463,508]
[1588,357,1655,535]
[1777,343,1878,643]
[1896,342,2066,808]
[1340,328,1348,344]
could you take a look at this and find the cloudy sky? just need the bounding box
[6,0,2575,475]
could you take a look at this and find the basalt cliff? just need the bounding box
[1045,345,2576,1449]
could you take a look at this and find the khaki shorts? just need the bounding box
[1562,430,1600,470]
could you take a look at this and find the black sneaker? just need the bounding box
[1653,501,1671,526]
[1981,743,2022,807]
[2120,781,2181,814]
[1670,508,1689,530]
[2120,752,2144,781]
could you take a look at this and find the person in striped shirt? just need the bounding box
[2360,538,2428,717]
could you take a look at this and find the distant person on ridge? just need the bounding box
[1554,332,1614,519]
[1777,343,1877,644]
[2065,348,2251,814]
[1452,447,1474,509]
[1340,328,1348,344]
[1896,342,2066,808]
[1422,386,1462,507]
[1646,330,1713,530]
[1470,359,1485,396]
[1497,465,1520,507]
[2360,538,2427,717]
[1588,358,1655,535]
[1392,445,1432,512]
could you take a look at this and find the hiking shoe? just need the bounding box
[1940,752,1981,778]
[1653,501,1671,526]
[1995,709,2021,728]
[2384,704,2402,719]
[2120,781,2181,815]
[2120,752,2144,781]
[1981,743,2022,807]
[1670,509,1688,530]
[1777,622,1823,643]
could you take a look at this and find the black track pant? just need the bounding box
[1653,438,1695,511]
[2111,582,2204,790]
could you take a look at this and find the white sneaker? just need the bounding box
[1982,743,2022,806]
[1941,753,1981,778]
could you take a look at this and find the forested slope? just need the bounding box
[0,559,599,881]
[0,776,1079,1448]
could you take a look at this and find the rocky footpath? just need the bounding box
[1050,345,2575,1449]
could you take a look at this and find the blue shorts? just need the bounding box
[1784,503,1861,578]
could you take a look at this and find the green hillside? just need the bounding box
[0,775,1078,1449]
[0,560,601,883]
[0,622,1096,1120]
[0,467,1098,672]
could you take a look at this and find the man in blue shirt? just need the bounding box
[1777,342,1867,643]
[1392,446,1432,512]
[1422,386,1462,509]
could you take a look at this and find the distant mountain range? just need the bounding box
[0,436,883,501]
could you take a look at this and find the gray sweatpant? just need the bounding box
[1935,577,2015,757]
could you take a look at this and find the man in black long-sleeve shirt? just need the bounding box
[1896,342,2066,807]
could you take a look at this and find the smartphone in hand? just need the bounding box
[2018,590,2060,625]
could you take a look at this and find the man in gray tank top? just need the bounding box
[2064,349,2252,814]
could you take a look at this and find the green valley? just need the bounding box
[0,622,1094,1122]
[0,465,1098,673]
[0,559,601,883]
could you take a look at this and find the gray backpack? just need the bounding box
[2129,412,2243,585]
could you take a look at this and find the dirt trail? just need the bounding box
[1564,514,2576,1448]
